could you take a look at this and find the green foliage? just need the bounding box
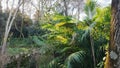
[32,36,46,46]
[94,6,111,40]
[1,0,111,68]
[84,0,97,19]
[9,37,33,47]
[43,0,110,68]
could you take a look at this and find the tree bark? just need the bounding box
[105,0,120,68]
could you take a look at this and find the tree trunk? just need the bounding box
[20,0,25,38]
[105,0,120,68]
[0,0,2,12]
[63,0,68,16]
[0,1,23,67]
[90,32,96,68]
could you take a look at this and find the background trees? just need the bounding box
[0,0,111,68]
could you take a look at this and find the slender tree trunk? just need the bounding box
[1,3,20,55]
[38,0,41,21]
[63,0,68,16]
[20,0,25,38]
[105,0,120,68]
[6,0,9,11]
[90,32,96,68]
[0,0,2,12]
[0,1,23,67]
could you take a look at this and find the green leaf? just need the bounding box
[32,36,46,46]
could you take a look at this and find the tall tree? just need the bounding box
[105,0,120,68]
[63,0,68,16]
[84,0,97,67]
[0,0,2,12]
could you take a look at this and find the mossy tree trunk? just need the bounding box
[105,0,120,68]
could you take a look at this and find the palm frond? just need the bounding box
[49,58,63,68]
[66,51,86,68]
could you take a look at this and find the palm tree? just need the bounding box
[83,0,97,67]
[62,0,100,67]
[66,0,110,68]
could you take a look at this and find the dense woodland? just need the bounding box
[0,0,113,68]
